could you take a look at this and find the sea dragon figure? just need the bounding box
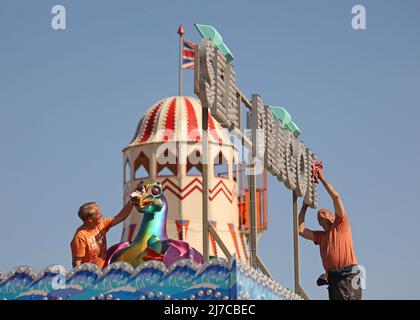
[109,181,203,268]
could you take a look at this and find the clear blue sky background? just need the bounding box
[1,0,419,299]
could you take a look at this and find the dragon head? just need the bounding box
[131,181,164,214]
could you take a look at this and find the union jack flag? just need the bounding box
[182,38,195,70]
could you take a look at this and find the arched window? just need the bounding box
[213,151,229,179]
[156,148,177,177]
[187,149,202,176]
[134,152,149,179]
[232,156,238,182]
[124,160,131,183]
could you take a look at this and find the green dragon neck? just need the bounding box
[131,199,169,249]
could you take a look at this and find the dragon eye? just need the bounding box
[136,184,145,194]
[150,185,161,196]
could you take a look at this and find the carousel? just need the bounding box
[0,24,317,300]
[0,96,297,301]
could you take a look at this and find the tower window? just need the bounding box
[214,151,229,179]
[124,160,131,182]
[232,157,238,182]
[187,150,202,176]
[134,152,149,179]
[156,148,178,177]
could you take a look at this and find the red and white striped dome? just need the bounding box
[128,96,231,147]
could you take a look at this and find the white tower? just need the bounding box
[121,96,252,261]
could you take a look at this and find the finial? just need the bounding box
[177,24,184,36]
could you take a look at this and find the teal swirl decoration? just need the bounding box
[0,258,301,300]
[128,261,166,289]
[29,265,67,292]
[92,262,133,291]
[65,263,100,290]
[0,266,36,299]
[192,258,230,289]
[160,259,199,290]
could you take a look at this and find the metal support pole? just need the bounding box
[256,256,273,279]
[292,190,300,294]
[178,35,183,96]
[202,108,209,262]
[209,223,232,260]
[249,160,258,269]
[249,96,258,269]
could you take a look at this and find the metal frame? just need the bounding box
[293,191,309,299]
[248,158,258,268]
[194,40,311,299]
[201,99,210,261]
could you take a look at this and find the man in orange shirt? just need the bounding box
[298,167,362,300]
[70,200,134,269]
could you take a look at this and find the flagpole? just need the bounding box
[178,25,184,96]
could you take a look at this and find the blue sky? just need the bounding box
[1,0,420,299]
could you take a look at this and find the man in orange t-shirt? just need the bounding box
[70,200,133,269]
[298,167,362,300]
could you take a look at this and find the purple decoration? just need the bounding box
[189,246,204,265]
[105,242,130,267]
[162,240,203,267]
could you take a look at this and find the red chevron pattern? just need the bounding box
[160,178,237,203]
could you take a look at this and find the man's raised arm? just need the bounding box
[316,167,346,218]
[109,200,134,228]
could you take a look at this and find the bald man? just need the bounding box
[298,167,362,300]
